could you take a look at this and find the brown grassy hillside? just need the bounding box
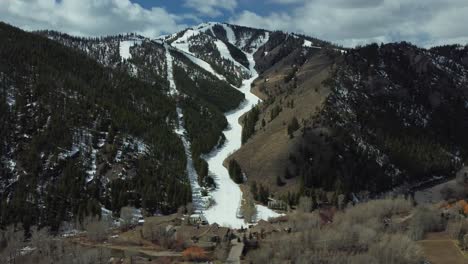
[230,48,337,196]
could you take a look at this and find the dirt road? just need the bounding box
[226,238,244,264]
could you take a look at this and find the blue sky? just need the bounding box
[1,0,468,47]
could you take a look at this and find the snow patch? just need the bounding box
[133,138,149,154]
[7,159,16,172]
[119,40,141,61]
[221,24,236,44]
[6,87,15,107]
[86,148,97,183]
[303,39,322,49]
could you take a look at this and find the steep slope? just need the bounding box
[43,23,280,226]
[164,23,339,223]
[315,43,468,193]
[231,46,338,199]
[40,28,246,192]
[0,22,191,231]
[162,22,251,87]
[233,40,468,208]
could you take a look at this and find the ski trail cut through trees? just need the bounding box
[165,46,205,212]
[202,31,281,228]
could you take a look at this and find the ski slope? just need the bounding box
[183,51,226,81]
[202,32,281,228]
[164,44,178,96]
[165,46,206,212]
[214,39,248,71]
[221,23,236,44]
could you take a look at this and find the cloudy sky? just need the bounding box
[0,0,467,47]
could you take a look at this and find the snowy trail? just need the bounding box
[175,108,206,212]
[214,39,248,71]
[165,46,205,212]
[203,35,281,228]
[164,44,177,96]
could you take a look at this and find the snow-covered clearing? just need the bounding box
[119,40,141,61]
[303,39,322,49]
[203,33,281,228]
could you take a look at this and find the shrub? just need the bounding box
[183,246,209,262]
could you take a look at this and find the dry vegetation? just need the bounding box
[0,224,112,264]
[182,246,209,262]
[244,197,467,264]
[2,197,468,263]
[231,49,335,196]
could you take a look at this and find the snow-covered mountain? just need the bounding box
[9,20,465,231]
[3,21,336,230]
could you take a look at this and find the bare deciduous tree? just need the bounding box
[120,206,137,230]
[297,196,313,213]
[408,206,444,240]
[84,217,111,242]
[241,198,257,224]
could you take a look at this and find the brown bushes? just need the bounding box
[245,197,426,263]
[182,246,209,262]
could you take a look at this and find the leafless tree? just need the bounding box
[120,206,136,230]
[369,234,423,264]
[241,198,257,224]
[84,217,111,242]
[297,196,313,213]
[0,225,24,264]
[408,206,443,240]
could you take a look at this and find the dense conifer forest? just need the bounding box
[0,22,191,232]
[291,42,468,196]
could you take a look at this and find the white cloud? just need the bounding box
[270,0,304,4]
[0,0,188,38]
[184,0,237,17]
[1,0,467,47]
[231,0,468,47]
